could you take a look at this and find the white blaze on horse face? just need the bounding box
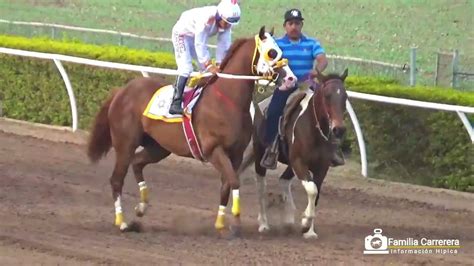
[279,178,296,225]
[279,65,297,91]
[256,174,270,233]
[261,32,283,65]
[256,32,284,75]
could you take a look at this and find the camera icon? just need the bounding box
[363,228,389,254]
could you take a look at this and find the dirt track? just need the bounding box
[0,126,473,265]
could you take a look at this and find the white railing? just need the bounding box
[1,47,473,178]
[0,19,217,47]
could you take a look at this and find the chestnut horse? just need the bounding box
[240,69,348,238]
[87,26,297,236]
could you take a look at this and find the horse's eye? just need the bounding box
[267,49,278,60]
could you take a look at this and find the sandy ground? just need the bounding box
[0,120,473,265]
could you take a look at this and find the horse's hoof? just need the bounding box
[119,222,129,232]
[303,231,318,239]
[135,203,147,217]
[258,224,271,233]
[301,217,312,232]
[301,225,311,234]
[229,225,242,238]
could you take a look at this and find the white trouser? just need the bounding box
[172,31,201,77]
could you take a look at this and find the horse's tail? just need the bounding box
[87,88,119,163]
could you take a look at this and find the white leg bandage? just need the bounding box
[256,175,270,232]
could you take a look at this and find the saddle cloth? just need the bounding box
[142,84,206,161]
[143,85,203,122]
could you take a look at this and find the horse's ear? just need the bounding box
[269,27,275,36]
[259,26,266,40]
[341,68,348,81]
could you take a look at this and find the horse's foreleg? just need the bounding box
[209,146,241,236]
[279,166,296,226]
[305,166,329,238]
[132,145,170,217]
[215,175,230,233]
[301,177,318,239]
[256,174,270,233]
[292,158,318,239]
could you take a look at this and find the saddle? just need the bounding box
[258,91,309,163]
[277,92,308,161]
[142,76,215,161]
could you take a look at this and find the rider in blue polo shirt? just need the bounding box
[260,8,345,169]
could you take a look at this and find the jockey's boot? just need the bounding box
[260,135,279,170]
[259,87,294,169]
[169,75,189,115]
[330,135,345,167]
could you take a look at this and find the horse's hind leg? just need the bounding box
[109,111,142,232]
[110,143,135,232]
[132,141,171,217]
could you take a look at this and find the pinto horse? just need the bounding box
[240,69,348,238]
[86,26,297,236]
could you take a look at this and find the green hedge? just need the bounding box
[346,100,473,192]
[1,35,473,191]
[346,76,474,106]
[0,35,176,67]
[0,35,176,128]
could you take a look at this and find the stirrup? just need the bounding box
[260,137,279,169]
[169,100,183,115]
[260,148,278,170]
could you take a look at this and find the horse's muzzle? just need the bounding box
[332,126,346,139]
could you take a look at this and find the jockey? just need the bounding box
[260,8,345,169]
[169,0,241,115]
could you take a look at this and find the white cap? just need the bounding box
[217,0,241,25]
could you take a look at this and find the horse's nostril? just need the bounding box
[288,77,294,81]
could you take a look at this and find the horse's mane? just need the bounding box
[219,38,250,70]
[198,38,250,88]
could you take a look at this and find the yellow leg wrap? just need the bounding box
[232,196,240,216]
[115,212,124,227]
[214,205,226,230]
[215,214,225,230]
[140,187,149,203]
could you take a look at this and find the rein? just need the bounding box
[310,79,342,141]
[198,35,288,92]
[193,35,287,83]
